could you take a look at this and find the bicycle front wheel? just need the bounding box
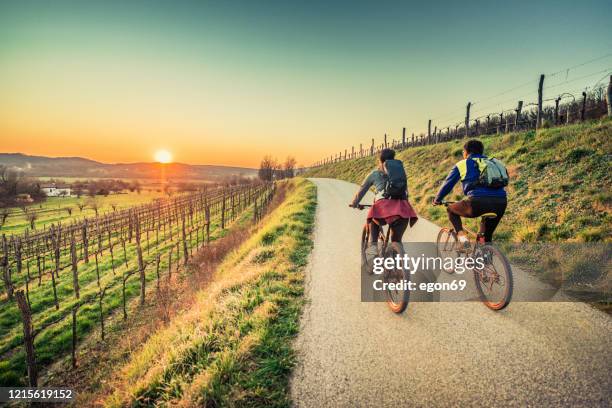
[436,227,458,274]
[474,245,513,310]
[383,242,410,313]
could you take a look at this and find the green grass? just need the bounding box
[305,118,612,243]
[105,178,316,407]
[1,191,164,235]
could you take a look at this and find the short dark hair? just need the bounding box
[379,148,395,162]
[463,140,484,155]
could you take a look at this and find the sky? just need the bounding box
[0,0,610,168]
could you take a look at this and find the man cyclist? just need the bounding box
[433,139,507,243]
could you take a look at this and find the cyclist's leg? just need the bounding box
[447,200,473,233]
[368,220,381,243]
[389,218,409,242]
[470,197,508,242]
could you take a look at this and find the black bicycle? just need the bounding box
[353,204,410,313]
[435,201,513,310]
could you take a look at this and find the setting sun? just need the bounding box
[154,150,172,164]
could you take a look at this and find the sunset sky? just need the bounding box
[1,0,610,168]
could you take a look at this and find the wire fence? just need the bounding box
[311,59,612,167]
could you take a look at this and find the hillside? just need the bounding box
[305,118,612,242]
[0,153,257,181]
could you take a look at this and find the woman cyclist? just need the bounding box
[349,148,418,260]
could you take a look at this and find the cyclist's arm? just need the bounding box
[350,172,375,207]
[435,166,460,203]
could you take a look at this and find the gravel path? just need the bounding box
[290,178,611,407]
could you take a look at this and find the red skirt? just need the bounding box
[368,199,418,227]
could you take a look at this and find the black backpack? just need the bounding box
[382,159,407,199]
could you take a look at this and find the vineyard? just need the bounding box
[0,182,274,387]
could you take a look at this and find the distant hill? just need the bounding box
[0,153,257,181]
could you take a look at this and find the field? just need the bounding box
[0,183,274,386]
[1,191,164,235]
[105,178,316,407]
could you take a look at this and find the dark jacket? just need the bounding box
[435,154,507,201]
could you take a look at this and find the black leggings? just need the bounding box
[369,218,409,243]
[447,196,507,242]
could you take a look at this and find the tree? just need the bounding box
[87,198,101,216]
[283,156,297,179]
[26,212,38,230]
[258,155,278,182]
[64,207,73,216]
[77,201,86,212]
[0,208,9,229]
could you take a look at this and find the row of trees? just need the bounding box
[258,156,297,182]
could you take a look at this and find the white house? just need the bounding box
[41,183,72,197]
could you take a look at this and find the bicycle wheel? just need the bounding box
[473,245,513,310]
[436,228,458,274]
[383,242,410,313]
[361,224,373,275]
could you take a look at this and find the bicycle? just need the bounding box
[352,204,410,314]
[435,201,513,310]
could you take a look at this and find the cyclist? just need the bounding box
[350,148,418,260]
[433,139,507,243]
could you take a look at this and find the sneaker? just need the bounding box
[365,243,379,263]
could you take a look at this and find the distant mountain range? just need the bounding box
[0,153,257,181]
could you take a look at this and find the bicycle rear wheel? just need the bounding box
[361,224,374,275]
[474,245,513,310]
[436,228,458,274]
[383,242,410,313]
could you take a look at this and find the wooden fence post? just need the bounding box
[581,91,587,121]
[1,234,13,300]
[514,101,523,130]
[465,102,471,137]
[536,74,545,128]
[607,75,612,117]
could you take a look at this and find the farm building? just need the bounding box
[40,183,72,197]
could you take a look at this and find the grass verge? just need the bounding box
[104,178,316,407]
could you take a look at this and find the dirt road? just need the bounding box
[290,178,611,407]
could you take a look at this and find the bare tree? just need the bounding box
[87,198,101,216]
[64,207,73,216]
[283,156,297,179]
[26,212,38,229]
[0,208,10,229]
[258,155,278,182]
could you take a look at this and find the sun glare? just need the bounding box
[154,150,172,164]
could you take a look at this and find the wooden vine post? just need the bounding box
[16,290,37,386]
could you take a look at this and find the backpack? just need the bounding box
[477,158,509,188]
[382,159,408,199]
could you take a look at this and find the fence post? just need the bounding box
[497,113,503,134]
[607,75,612,117]
[581,91,587,121]
[384,134,387,148]
[16,290,37,386]
[486,115,490,134]
[411,133,414,146]
[370,138,374,156]
[536,74,545,128]
[567,105,571,124]
[402,127,406,148]
[465,102,471,137]
[514,101,523,131]
[554,97,561,124]
[427,120,431,142]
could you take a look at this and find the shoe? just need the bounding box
[365,243,379,264]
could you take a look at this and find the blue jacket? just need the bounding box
[435,154,507,201]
